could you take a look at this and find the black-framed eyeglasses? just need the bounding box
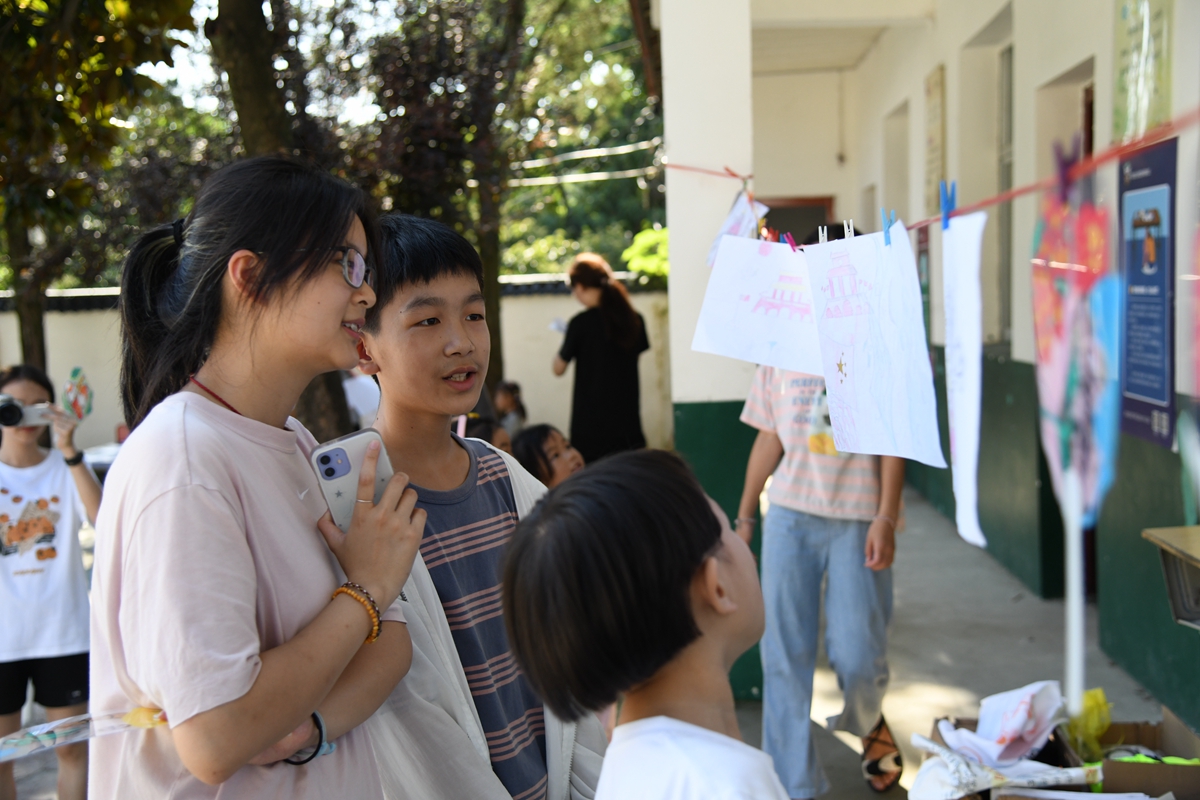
[331,246,373,289]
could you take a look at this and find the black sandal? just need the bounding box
[861,716,903,793]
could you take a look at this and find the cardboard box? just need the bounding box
[1098,706,1200,800]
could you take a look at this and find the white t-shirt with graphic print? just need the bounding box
[0,450,90,662]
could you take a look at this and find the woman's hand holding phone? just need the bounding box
[316,441,425,609]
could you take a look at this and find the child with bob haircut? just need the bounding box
[512,423,584,489]
[502,450,789,800]
[356,213,605,800]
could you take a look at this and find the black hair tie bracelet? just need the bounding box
[283,710,336,765]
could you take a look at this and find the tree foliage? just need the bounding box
[0,0,194,367]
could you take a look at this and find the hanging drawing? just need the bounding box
[942,211,988,547]
[804,220,947,468]
[692,235,823,375]
[706,191,770,268]
[1031,194,1122,529]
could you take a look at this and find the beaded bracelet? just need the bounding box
[340,581,381,624]
[872,513,897,530]
[733,517,756,527]
[332,584,381,644]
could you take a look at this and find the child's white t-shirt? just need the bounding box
[0,449,90,661]
[596,716,790,800]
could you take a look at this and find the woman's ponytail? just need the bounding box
[119,223,197,428]
[568,253,643,351]
[118,156,378,430]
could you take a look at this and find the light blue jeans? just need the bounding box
[761,504,893,798]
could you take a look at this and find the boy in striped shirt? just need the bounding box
[358,214,604,799]
[736,365,903,799]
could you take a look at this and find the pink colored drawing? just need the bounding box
[821,251,871,318]
[752,274,813,319]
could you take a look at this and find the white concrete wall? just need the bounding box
[753,71,857,217]
[661,0,758,404]
[0,311,123,450]
[499,291,673,449]
[748,0,1200,388]
[0,291,674,451]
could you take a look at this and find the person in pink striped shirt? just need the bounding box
[736,365,904,799]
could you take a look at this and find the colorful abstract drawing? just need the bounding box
[1031,195,1121,528]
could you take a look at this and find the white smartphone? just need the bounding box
[310,428,395,532]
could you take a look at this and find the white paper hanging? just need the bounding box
[692,235,823,375]
[942,212,988,547]
[804,221,947,468]
[706,190,770,268]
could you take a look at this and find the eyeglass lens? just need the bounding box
[342,249,367,288]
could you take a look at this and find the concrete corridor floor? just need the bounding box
[15,489,1162,798]
[734,487,1161,800]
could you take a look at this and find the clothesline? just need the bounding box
[663,161,753,181]
[904,101,1200,231]
[663,101,1200,232]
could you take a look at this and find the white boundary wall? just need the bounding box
[0,291,673,451]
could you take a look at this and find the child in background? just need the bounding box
[356,213,604,800]
[0,365,102,800]
[512,423,584,488]
[503,450,788,800]
[492,381,526,438]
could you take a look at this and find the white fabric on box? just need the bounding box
[937,680,1067,767]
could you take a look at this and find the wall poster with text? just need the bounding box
[1120,137,1177,447]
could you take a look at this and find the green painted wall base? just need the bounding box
[673,383,1200,730]
[674,400,762,700]
[1097,427,1200,732]
[909,349,1066,598]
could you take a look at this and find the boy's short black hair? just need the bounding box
[365,213,485,332]
[502,449,722,721]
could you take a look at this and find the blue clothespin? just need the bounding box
[1053,133,1082,204]
[940,181,956,230]
[880,208,897,244]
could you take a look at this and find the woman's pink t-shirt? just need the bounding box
[89,392,400,798]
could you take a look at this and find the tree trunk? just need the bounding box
[628,0,662,107]
[3,209,46,370]
[475,141,505,392]
[292,371,355,443]
[205,0,293,155]
[205,0,353,440]
[15,284,47,371]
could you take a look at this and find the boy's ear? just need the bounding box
[357,339,381,376]
[695,555,738,618]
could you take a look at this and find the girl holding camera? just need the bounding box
[0,364,102,800]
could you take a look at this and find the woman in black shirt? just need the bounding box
[552,253,650,463]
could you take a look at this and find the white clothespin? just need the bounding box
[818,226,827,244]
[844,219,855,239]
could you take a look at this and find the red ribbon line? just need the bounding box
[664,162,753,181]
[906,102,1200,231]
[663,103,1200,231]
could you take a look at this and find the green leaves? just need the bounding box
[621,225,667,278]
